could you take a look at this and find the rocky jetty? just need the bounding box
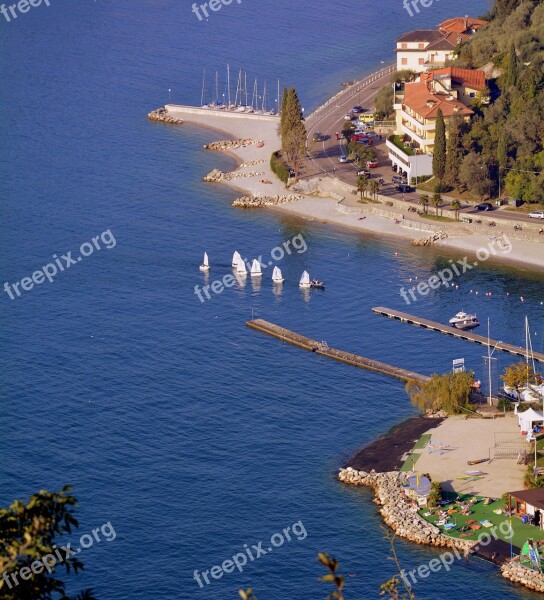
[224,171,265,181]
[411,232,447,246]
[147,108,183,124]
[338,468,473,553]
[203,169,225,183]
[501,557,544,592]
[203,139,264,151]
[232,194,303,208]
[240,159,265,167]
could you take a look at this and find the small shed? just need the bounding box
[510,489,544,529]
[405,475,432,506]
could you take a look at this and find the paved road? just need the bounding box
[301,65,542,228]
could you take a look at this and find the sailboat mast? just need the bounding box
[245,72,248,107]
[252,78,258,110]
[200,69,206,106]
[214,71,219,105]
[277,79,280,114]
[262,81,267,111]
[227,64,231,106]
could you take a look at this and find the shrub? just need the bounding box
[497,396,514,412]
[270,151,289,183]
[428,481,442,507]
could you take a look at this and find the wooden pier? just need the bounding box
[246,319,430,382]
[372,307,544,363]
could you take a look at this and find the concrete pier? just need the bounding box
[372,306,544,363]
[246,318,429,382]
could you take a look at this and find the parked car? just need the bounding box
[352,105,362,114]
[366,160,379,168]
[344,113,352,120]
[288,168,296,177]
[392,175,406,184]
[352,133,366,141]
[396,184,413,193]
[357,139,370,146]
[357,169,371,177]
[476,202,494,211]
[338,156,349,163]
[312,131,322,142]
[528,210,544,219]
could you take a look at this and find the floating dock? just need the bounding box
[246,319,429,382]
[372,307,544,363]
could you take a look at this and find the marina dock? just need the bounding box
[246,319,429,382]
[372,307,544,363]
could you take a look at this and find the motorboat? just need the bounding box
[449,311,479,330]
[310,279,325,289]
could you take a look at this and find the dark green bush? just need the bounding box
[270,151,289,183]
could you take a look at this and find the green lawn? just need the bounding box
[420,213,457,223]
[418,492,544,549]
[388,135,415,156]
[400,453,422,472]
[414,434,432,450]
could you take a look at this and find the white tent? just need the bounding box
[518,407,544,433]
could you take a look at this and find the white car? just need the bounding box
[528,210,544,219]
[338,156,348,163]
[344,113,352,120]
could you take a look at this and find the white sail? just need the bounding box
[237,258,247,275]
[250,259,262,277]
[232,251,241,267]
[199,252,210,271]
[272,266,284,282]
[299,270,310,288]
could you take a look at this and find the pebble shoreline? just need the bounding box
[338,467,544,593]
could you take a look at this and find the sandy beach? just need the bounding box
[158,105,544,271]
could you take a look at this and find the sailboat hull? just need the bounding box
[199,265,209,272]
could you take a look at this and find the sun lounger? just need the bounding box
[480,520,494,527]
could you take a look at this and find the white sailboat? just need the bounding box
[232,251,241,267]
[199,252,210,272]
[272,266,284,283]
[250,259,262,278]
[236,257,248,276]
[299,270,311,288]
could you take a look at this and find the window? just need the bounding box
[402,58,408,66]
[469,92,475,98]
[419,58,425,65]
[418,43,425,49]
[401,43,407,49]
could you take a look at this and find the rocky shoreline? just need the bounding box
[203,139,264,151]
[147,108,183,124]
[411,231,448,246]
[339,467,544,593]
[232,194,303,208]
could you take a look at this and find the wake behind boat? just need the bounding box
[449,311,479,330]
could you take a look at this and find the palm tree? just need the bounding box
[370,179,380,200]
[431,192,441,216]
[356,175,368,201]
[419,194,429,214]
[450,199,461,220]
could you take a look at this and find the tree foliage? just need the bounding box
[500,360,539,398]
[406,371,474,414]
[0,487,96,600]
[432,109,446,182]
[280,87,307,176]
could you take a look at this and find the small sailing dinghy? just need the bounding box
[199,252,210,272]
[236,257,248,276]
[272,266,284,283]
[232,251,241,267]
[299,270,311,289]
[250,259,262,278]
[310,278,325,289]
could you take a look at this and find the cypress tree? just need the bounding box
[504,44,518,89]
[433,109,446,182]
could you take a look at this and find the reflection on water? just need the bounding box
[250,274,262,293]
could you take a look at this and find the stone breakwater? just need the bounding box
[147,108,183,124]
[411,231,447,246]
[501,557,544,593]
[232,195,303,208]
[203,169,266,183]
[203,139,264,151]
[338,468,473,552]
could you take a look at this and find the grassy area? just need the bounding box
[414,434,432,450]
[420,213,457,223]
[502,202,544,214]
[388,135,415,156]
[418,492,544,548]
[415,180,483,204]
[400,453,422,472]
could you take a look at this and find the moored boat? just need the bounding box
[449,311,479,330]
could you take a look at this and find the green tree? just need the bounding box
[432,109,446,182]
[503,43,518,89]
[445,119,463,191]
[450,199,461,220]
[459,153,493,199]
[356,175,368,200]
[406,371,474,414]
[318,553,345,600]
[431,192,441,215]
[375,85,394,120]
[370,179,380,200]
[418,194,429,214]
[500,360,538,400]
[0,487,96,600]
[280,87,307,176]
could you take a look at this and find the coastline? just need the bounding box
[157,105,544,273]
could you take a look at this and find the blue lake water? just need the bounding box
[2,0,544,598]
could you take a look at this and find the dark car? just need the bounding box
[396,184,413,193]
[476,202,494,211]
[392,175,406,184]
[288,168,296,177]
[352,105,362,114]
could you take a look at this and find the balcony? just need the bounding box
[388,135,415,156]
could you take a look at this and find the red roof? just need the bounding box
[403,78,474,120]
[438,16,487,34]
[430,67,487,91]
